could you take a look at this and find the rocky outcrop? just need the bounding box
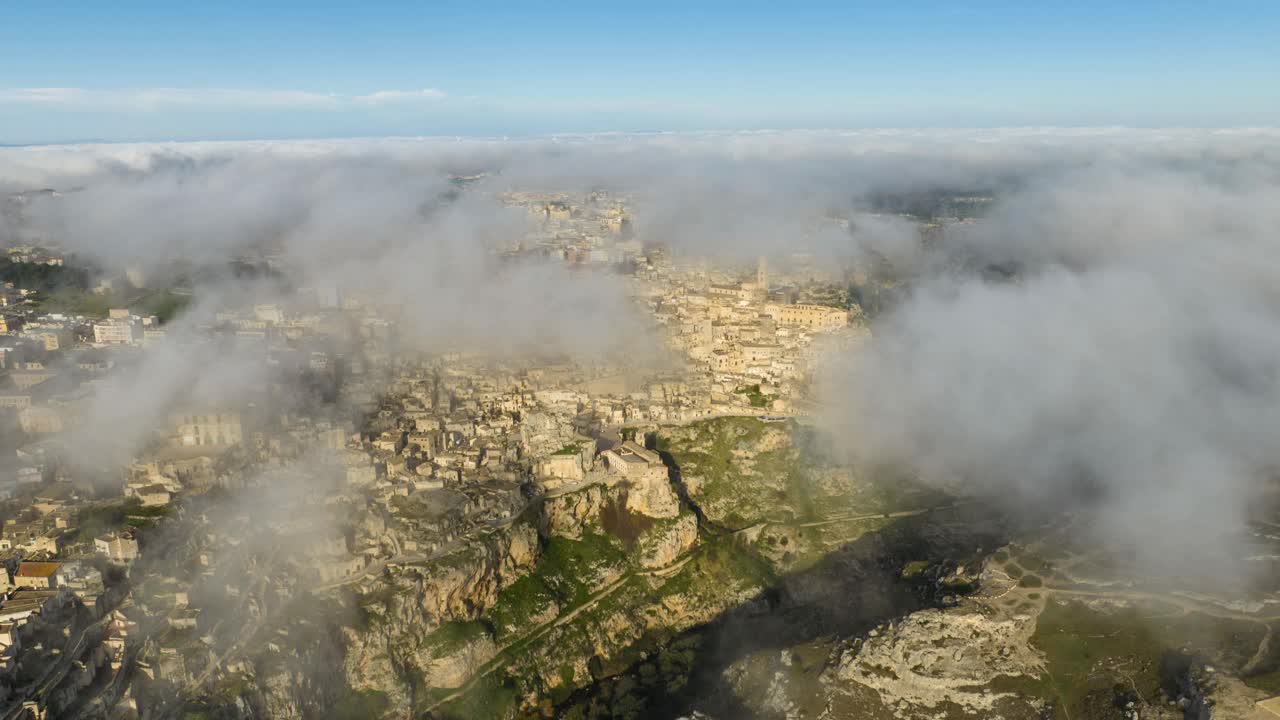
[423,634,498,688]
[624,471,680,519]
[331,429,708,715]
[409,520,539,624]
[504,569,755,713]
[258,670,306,719]
[342,625,406,712]
[542,484,607,539]
[826,607,1043,718]
[342,518,540,706]
[636,512,698,569]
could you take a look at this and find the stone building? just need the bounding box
[18,406,64,434]
[772,303,848,330]
[13,562,62,590]
[95,531,140,563]
[170,410,243,448]
[600,441,680,518]
[93,316,141,345]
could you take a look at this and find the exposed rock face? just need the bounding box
[826,608,1043,718]
[625,472,681,519]
[504,566,762,713]
[342,625,407,711]
[637,512,699,569]
[542,484,607,539]
[423,634,498,688]
[277,419,850,718]
[342,518,540,709]
[413,520,539,622]
[259,670,306,719]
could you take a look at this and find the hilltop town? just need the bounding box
[0,183,1277,720]
[4,0,1280,713]
[0,185,896,719]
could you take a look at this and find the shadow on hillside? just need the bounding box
[552,454,1010,719]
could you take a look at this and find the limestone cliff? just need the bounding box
[342,518,540,712]
[635,512,698,569]
[541,484,607,539]
[624,471,681,519]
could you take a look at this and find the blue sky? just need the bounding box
[2,1,1278,143]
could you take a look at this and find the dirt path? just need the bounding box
[1244,624,1274,675]
[1041,586,1280,623]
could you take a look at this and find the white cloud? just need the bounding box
[0,87,446,111]
[355,88,447,104]
[0,87,92,104]
[131,88,342,109]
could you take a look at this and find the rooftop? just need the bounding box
[15,561,61,578]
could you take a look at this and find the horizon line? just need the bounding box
[6,124,1280,150]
